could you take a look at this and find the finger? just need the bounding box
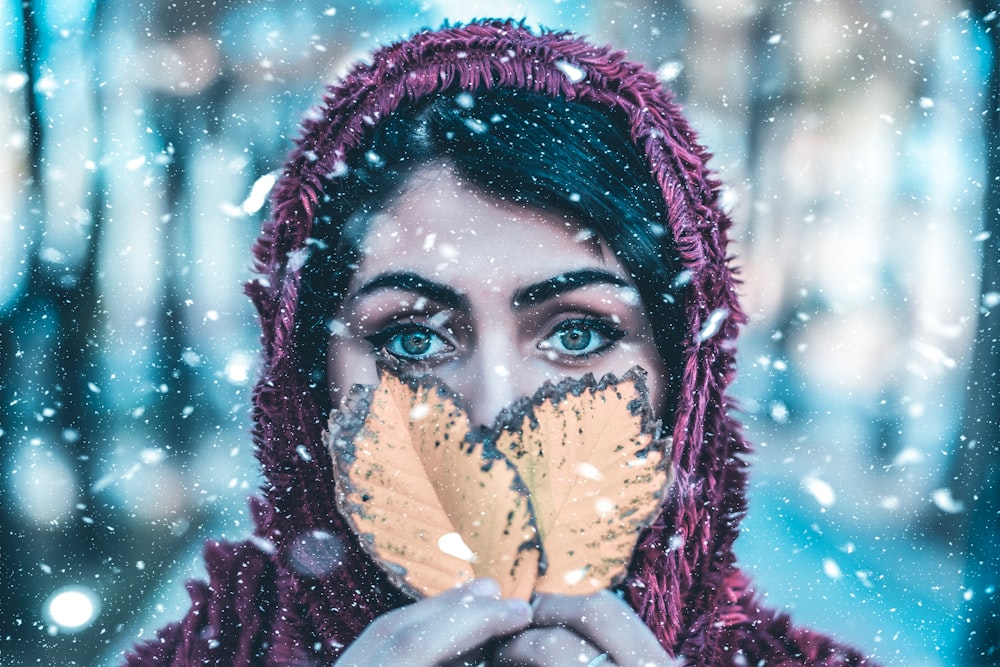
[492,626,606,667]
[379,578,510,629]
[337,579,533,666]
[530,591,680,667]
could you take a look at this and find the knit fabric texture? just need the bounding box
[125,20,876,667]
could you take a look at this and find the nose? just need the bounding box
[448,330,524,427]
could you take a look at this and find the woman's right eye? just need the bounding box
[365,323,454,361]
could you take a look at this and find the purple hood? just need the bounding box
[127,20,875,666]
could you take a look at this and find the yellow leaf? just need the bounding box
[326,371,540,600]
[326,365,672,600]
[495,370,673,594]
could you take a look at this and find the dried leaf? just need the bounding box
[326,364,672,600]
[495,370,673,594]
[325,370,539,600]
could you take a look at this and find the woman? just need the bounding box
[126,20,875,666]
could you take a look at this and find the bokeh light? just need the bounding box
[43,585,100,633]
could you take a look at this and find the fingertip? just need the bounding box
[483,597,532,638]
[525,591,559,617]
[462,577,502,598]
[502,598,533,624]
[528,590,623,626]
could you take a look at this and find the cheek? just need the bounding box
[645,368,666,419]
[326,334,379,404]
[614,341,667,414]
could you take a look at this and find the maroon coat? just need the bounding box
[126,20,876,667]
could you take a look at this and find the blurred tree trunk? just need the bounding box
[0,4,210,664]
[959,5,999,665]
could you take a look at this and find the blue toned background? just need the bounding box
[1,1,996,665]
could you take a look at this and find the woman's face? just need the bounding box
[327,163,666,426]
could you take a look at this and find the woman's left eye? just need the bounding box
[538,318,626,358]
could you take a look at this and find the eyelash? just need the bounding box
[363,315,626,363]
[364,320,455,362]
[538,317,626,359]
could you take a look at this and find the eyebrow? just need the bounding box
[352,271,470,311]
[512,269,630,310]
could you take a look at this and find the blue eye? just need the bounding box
[539,318,625,358]
[366,323,454,361]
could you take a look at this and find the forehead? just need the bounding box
[353,165,616,286]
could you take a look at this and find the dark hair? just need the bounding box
[297,87,684,413]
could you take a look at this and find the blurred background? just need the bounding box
[1,1,997,665]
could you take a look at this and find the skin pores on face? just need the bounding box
[327,163,666,427]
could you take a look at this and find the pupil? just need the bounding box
[561,327,591,351]
[402,331,432,355]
